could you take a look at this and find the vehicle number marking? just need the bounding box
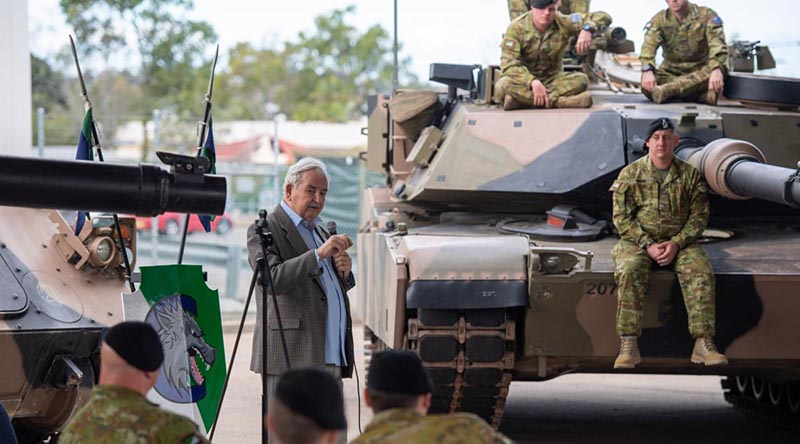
[585,282,617,296]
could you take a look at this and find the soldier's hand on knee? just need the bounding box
[641,71,656,92]
[655,241,678,266]
[530,80,549,107]
[708,68,724,93]
[575,30,592,55]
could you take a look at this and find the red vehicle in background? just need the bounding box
[135,212,233,237]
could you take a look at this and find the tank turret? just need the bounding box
[359,29,800,431]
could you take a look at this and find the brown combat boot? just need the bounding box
[696,89,719,106]
[503,95,525,111]
[553,91,593,108]
[691,337,728,366]
[650,83,681,104]
[614,336,641,369]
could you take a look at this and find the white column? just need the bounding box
[0,0,32,156]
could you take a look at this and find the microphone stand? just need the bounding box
[207,210,292,444]
[255,209,292,444]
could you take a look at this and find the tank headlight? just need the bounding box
[89,236,115,267]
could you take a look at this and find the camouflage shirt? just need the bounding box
[610,155,709,250]
[501,10,612,85]
[59,385,208,444]
[350,408,513,444]
[640,2,728,75]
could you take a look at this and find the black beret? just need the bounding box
[103,321,164,372]
[645,117,676,141]
[275,368,347,430]
[529,0,558,9]
[367,350,433,395]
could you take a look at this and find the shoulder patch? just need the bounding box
[643,21,652,32]
[504,39,515,48]
[711,16,722,25]
[609,181,623,192]
[571,13,581,23]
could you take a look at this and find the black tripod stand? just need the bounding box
[208,209,291,444]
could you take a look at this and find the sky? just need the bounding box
[28,0,800,81]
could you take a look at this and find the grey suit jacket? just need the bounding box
[247,204,355,377]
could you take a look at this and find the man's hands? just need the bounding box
[317,234,353,279]
[647,241,679,266]
[708,68,724,93]
[575,29,592,55]
[641,70,657,92]
[530,79,550,108]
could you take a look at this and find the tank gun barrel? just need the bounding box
[0,155,227,216]
[676,138,800,208]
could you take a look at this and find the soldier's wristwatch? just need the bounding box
[582,24,595,34]
[641,64,655,72]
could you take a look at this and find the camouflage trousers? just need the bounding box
[642,67,711,102]
[612,239,716,338]
[494,72,589,107]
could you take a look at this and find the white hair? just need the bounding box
[283,157,331,189]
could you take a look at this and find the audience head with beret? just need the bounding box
[267,367,345,444]
[99,321,164,395]
[364,350,434,415]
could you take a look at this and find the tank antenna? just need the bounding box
[393,0,399,92]
[69,35,136,293]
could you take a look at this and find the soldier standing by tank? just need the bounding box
[495,0,611,110]
[60,322,208,444]
[507,0,590,21]
[351,350,513,444]
[610,118,728,369]
[640,0,728,105]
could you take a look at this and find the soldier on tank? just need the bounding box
[350,350,512,444]
[609,118,728,369]
[640,0,728,105]
[507,0,590,21]
[495,0,612,110]
[60,322,208,444]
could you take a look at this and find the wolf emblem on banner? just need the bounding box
[123,264,226,434]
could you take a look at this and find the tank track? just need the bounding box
[407,308,516,428]
[721,376,800,433]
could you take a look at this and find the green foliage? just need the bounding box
[217,6,417,122]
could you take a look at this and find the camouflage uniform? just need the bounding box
[350,408,512,444]
[506,0,590,21]
[494,10,611,106]
[640,2,728,101]
[59,385,208,444]
[610,155,715,338]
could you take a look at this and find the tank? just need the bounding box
[0,153,226,442]
[357,20,800,432]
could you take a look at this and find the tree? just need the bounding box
[60,0,217,158]
[216,6,417,122]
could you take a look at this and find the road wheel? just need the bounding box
[751,376,766,402]
[165,219,181,238]
[768,381,784,407]
[787,383,800,414]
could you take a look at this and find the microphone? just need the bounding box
[326,220,337,236]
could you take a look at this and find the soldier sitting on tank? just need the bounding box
[350,350,512,444]
[610,118,728,370]
[507,0,591,21]
[266,368,347,444]
[640,0,728,105]
[60,321,209,444]
[495,0,612,110]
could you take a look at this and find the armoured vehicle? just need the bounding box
[0,154,225,442]
[357,13,800,433]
